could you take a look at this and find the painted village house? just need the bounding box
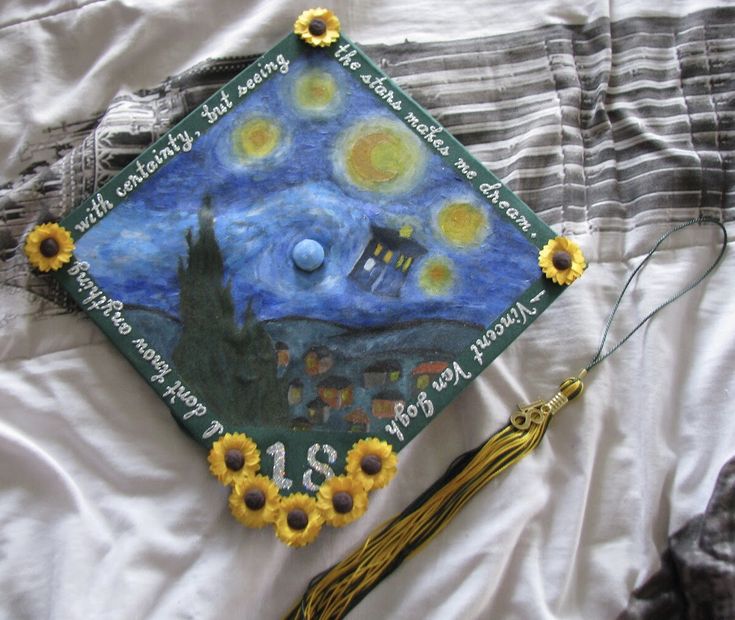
[317,376,354,409]
[344,408,369,433]
[349,224,427,297]
[291,416,312,431]
[371,390,405,419]
[304,346,334,376]
[275,341,290,367]
[363,360,402,389]
[307,397,330,424]
[287,379,303,405]
[412,361,449,393]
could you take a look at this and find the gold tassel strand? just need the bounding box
[286,372,586,620]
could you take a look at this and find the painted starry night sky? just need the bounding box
[74,51,540,332]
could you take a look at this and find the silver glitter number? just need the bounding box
[266,442,293,491]
[302,443,337,491]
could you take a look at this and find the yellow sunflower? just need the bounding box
[294,8,340,47]
[274,493,324,547]
[345,438,397,491]
[229,474,281,528]
[207,432,260,486]
[538,236,586,285]
[317,475,369,528]
[24,222,75,272]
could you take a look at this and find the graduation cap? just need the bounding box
[24,7,586,553]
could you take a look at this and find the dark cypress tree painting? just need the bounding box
[173,197,289,428]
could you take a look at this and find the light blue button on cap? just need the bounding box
[292,238,325,272]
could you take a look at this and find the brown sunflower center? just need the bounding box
[287,508,309,531]
[360,454,382,475]
[40,237,60,257]
[224,448,245,471]
[308,18,327,36]
[244,488,266,511]
[552,250,572,270]
[332,491,354,514]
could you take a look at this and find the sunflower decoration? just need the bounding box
[229,474,281,529]
[316,475,369,528]
[275,493,324,547]
[345,438,397,491]
[24,222,75,272]
[538,236,586,285]
[207,432,260,486]
[294,8,340,47]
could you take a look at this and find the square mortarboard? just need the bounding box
[34,8,584,546]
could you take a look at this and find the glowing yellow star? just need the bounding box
[437,202,489,247]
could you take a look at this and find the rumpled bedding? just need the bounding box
[1,2,734,619]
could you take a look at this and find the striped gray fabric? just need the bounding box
[0,8,733,306]
[374,8,735,229]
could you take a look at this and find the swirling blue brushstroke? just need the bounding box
[74,52,540,329]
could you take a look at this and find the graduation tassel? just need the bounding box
[285,373,586,620]
[286,217,727,620]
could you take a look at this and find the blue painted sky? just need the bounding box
[74,52,540,329]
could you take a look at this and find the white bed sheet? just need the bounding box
[1,2,734,619]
